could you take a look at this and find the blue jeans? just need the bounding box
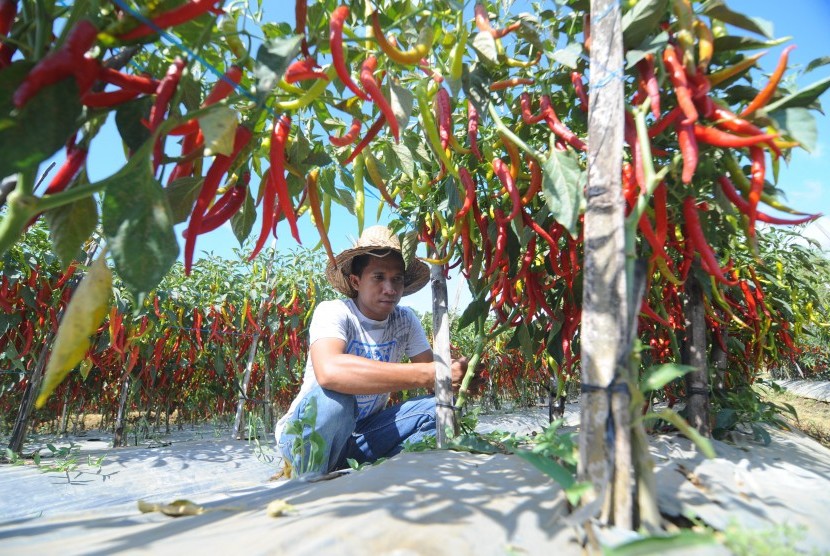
[278,386,436,475]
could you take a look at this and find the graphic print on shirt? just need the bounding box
[346,338,397,419]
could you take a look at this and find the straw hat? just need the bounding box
[326,226,430,298]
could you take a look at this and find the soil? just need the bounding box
[762,389,830,448]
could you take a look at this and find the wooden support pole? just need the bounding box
[580,0,632,527]
[431,264,455,448]
[683,269,711,437]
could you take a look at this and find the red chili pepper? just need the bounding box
[197,172,250,234]
[344,113,385,165]
[457,168,476,220]
[648,106,681,139]
[747,146,765,236]
[360,55,399,142]
[637,54,660,118]
[330,6,369,101]
[269,114,301,242]
[117,0,225,41]
[13,20,100,108]
[662,44,698,125]
[44,147,87,194]
[474,3,521,39]
[693,124,778,148]
[250,174,277,261]
[711,105,782,158]
[489,78,535,91]
[169,65,243,136]
[570,72,589,113]
[467,100,483,161]
[0,0,14,67]
[284,57,328,83]
[520,92,545,124]
[81,88,141,108]
[521,157,542,205]
[203,65,243,105]
[718,175,818,226]
[492,158,521,223]
[184,125,253,274]
[436,86,452,149]
[296,0,310,58]
[682,196,737,286]
[540,95,586,151]
[167,130,202,184]
[329,116,362,147]
[741,45,796,118]
[97,67,159,94]
[0,0,16,37]
[150,57,187,171]
[675,120,698,184]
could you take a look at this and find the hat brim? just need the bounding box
[326,247,430,298]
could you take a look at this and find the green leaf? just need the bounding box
[713,35,790,53]
[470,32,498,66]
[462,64,492,118]
[646,409,717,458]
[639,363,695,392]
[603,530,717,556]
[231,185,256,245]
[622,0,669,50]
[255,35,304,99]
[44,188,98,270]
[391,141,415,179]
[770,108,817,153]
[165,177,204,224]
[805,56,830,74]
[100,141,179,299]
[701,0,773,38]
[765,76,830,113]
[115,96,154,153]
[625,32,669,69]
[0,63,83,178]
[542,149,584,237]
[513,449,575,489]
[457,297,488,330]
[389,82,414,135]
[400,229,418,271]
[551,42,582,70]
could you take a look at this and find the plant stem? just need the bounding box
[487,103,544,163]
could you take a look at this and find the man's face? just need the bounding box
[349,254,405,320]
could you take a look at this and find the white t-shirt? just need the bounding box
[274,298,431,442]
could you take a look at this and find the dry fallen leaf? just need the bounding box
[266,499,297,517]
[138,499,205,517]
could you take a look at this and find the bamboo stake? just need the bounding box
[431,263,455,447]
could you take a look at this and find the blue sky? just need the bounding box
[75,1,830,315]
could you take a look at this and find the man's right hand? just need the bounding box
[450,357,470,389]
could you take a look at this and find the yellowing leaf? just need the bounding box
[201,106,239,157]
[36,254,112,408]
[79,357,93,381]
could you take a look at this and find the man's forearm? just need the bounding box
[314,354,435,394]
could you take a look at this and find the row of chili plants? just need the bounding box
[0,0,828,429]
[0,226,335,436]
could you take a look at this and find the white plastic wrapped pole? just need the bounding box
[430,263,455,447]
